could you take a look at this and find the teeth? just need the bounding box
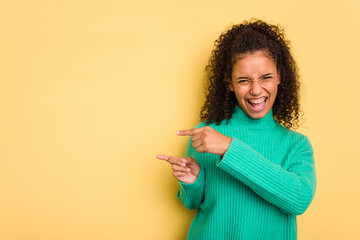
[248,98,266,104]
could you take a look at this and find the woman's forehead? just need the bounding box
[232,51,278,74]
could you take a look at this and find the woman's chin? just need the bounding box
[246,111,268,119]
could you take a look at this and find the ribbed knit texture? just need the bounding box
[177,106,316,240]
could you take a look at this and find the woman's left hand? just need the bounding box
[177,126,232,156]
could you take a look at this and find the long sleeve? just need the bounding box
[217,135,317,215]
[177,137,205,210]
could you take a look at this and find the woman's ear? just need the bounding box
[228,78,234,91]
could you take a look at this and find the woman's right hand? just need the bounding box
[156,155,200,184]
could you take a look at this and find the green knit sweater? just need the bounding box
[178,106,316,240]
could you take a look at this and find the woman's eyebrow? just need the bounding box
[261,73,273,77]
[237,73,273,80]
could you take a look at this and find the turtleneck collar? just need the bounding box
[229,105,278,130]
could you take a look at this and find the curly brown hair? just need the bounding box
[200,19,301,129]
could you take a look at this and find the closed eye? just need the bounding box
[237,79,249,83]
[236,77,250,84]
[261,74,274,80]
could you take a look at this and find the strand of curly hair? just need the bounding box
[200,19,302,129]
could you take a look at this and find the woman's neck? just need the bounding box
[229,105,278,130]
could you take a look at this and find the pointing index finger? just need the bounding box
[156,155,187,166]
[156,155,170,161]
[177,128,203,136]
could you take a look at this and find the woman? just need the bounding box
[157,19,316,239]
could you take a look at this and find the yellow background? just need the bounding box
[0,0,359,239]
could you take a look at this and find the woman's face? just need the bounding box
[229,51,280,119]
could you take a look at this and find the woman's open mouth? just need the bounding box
[246,97,267,112]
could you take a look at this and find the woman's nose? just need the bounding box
[249,80,262,95]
